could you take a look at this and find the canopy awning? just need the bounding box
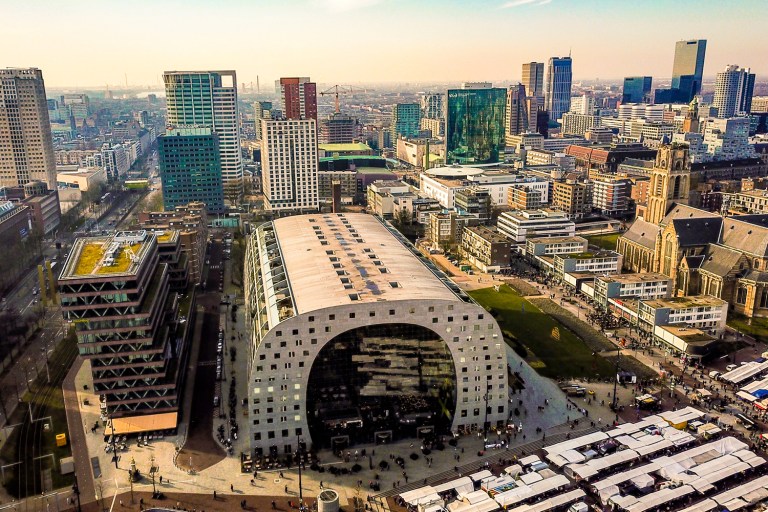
[105,412,178,435]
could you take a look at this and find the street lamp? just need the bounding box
[482,390,490,444]
[108,412,118,468]
[612,346,620,411]
[295,437,305,509]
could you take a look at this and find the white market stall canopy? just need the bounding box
[607,416,665,438]
[434,477,474,495]
[493,476,570,508]
[506,489,586,512]
[544,432,609,467]
[659,407,704,426]
[565,449,640,480]
[469,470,493,483]
[624,485,694,512]
[721,360,768,384]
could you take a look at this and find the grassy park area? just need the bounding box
[586,233,621,251]
[469,285,615,379]
[728,313,768,344]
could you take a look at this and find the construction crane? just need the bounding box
[319,85,366,114]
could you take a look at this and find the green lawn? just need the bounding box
[469,285,615,379]
[728,313,768,344]
[586,233,621,251]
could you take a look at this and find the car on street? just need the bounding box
[726,364,738,372]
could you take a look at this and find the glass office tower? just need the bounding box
[159,128,225,213]
[671,40,707,102]
[163,71,243,197]
[545,57,573,124]
[391,103,421,141]
[446,88,507,164]
[622,76,653,103]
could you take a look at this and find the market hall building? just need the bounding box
[244,213,509,453]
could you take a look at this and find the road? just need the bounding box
[177,236,227,471]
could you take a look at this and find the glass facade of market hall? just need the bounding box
[306,323,457,448]
[446,88,507,164]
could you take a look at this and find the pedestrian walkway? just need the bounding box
[374,425,598,499]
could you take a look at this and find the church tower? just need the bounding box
[645,142,691,225]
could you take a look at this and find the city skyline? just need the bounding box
[4,0,767,88]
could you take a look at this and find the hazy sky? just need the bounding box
[4,0,767,88]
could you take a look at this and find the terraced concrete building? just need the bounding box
[244,213,509,453]
[59,231,190,429]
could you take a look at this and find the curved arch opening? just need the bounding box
[307,323,457,448]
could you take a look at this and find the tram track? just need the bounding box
[12,335,78,510]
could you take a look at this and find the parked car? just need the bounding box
[726,364,738,372]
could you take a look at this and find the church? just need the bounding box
[617,142,768,319]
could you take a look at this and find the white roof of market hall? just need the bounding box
[272,213,462,313]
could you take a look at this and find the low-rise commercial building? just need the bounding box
[507,184,543,210]
[454,186,491,221]
[23,188,60,236]
[497,209,575,244]
[427,211,478,249]
[638,295,728,335]
[592,175,631,216]
[593,272,672,309]
[554,250,622,277]
[551,180,592,219]
[460,226,511,273]
[525,236,588,257]
[56,167,107,192]
[0,201,32,246]
[367,180,412,219]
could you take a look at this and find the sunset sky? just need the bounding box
[4,0,767,88]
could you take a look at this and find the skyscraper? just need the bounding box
[622,77,653,103]
[0,68,56,189]
[158,128,225,213]
[254,101,274,140]
[445,87,506,164]
[544,57,573,124]
[522,62,544,98]
[671,39,707,102]
[163,71,243,197]
[505,84,528,142]
[391,103,421,142]
[713,65,755,118]
[261,118,319,212]
[279,77,317,121]
[421,93,444,119]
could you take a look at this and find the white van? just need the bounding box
[708,370,721,380]
[568,503,589,512]
[726,364,738,372]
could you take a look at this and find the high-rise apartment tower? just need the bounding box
[0,68,56,189]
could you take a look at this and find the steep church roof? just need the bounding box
[700,244,745,277]
[670,218,722,247]
[660,203,719,228]
[622,218,660,250]
[721,216,768,258]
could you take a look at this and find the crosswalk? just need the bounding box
[373,425,599,499]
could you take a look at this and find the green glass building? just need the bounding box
[446,88,507,164]
[159,127,225,213]
[391,103,421,142]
